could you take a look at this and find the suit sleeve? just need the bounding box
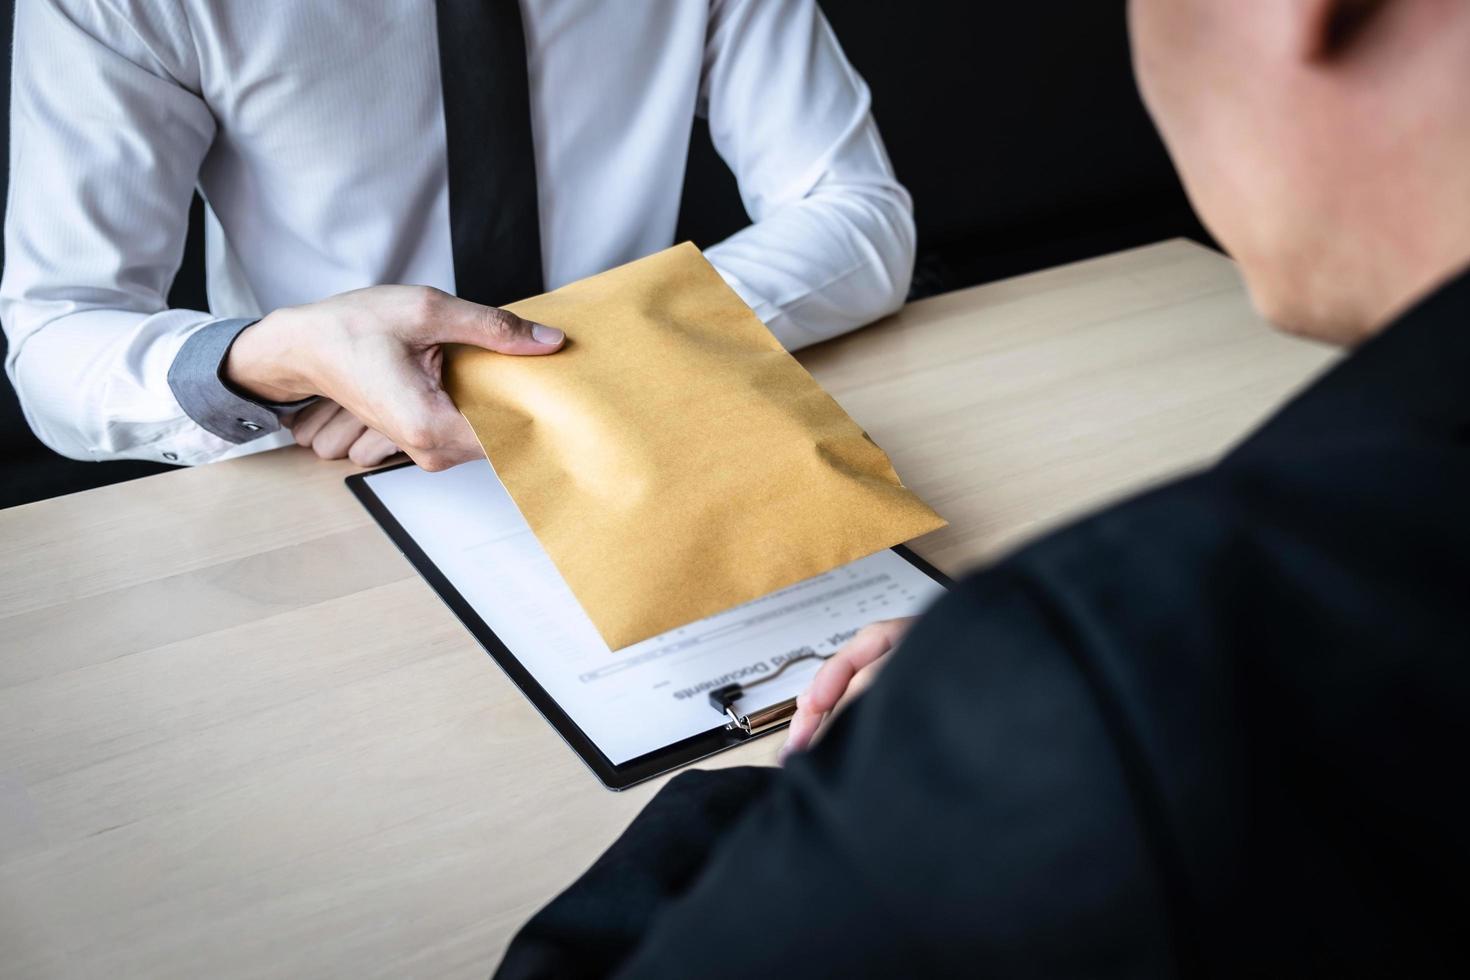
[497,568,1180,978]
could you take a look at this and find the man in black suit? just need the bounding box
[497,1,1470,975]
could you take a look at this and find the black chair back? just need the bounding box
[676,1,1207,296]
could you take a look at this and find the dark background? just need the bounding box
[0,1,1208,509]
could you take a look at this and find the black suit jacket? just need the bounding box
[498,269,1470,979]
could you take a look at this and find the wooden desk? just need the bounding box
[0,241,1337,979]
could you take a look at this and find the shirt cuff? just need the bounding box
[167,317,317,444]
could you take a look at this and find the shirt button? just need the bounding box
[237,418,263,432]
[162,452,179,462]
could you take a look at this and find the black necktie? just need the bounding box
[434,0,545,307]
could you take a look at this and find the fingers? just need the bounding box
[779,706,825,763]
[801,653,865,720]
[289,399,342,447]
[309,405,368,459]
[802,620,907,715]
[348,428,400,467]
[294,401,399,466]
[841,658,884,705]
[417,290,565,355]
[779,618,918,765]
[781,660,887,764]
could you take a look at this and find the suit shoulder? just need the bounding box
[987,467,1250,607]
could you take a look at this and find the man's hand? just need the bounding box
[286,399,401,467]
[225,285,565,471]
[779,617,916,763]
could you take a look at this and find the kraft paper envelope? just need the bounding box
[445,242,945,650]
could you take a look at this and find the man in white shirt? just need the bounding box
[1,0,914,472]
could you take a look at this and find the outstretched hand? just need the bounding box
[226,284,565,471]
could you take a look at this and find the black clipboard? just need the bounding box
[348,461,951,790]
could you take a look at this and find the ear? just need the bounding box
[1296,0,1388,60]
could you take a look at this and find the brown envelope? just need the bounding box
[444,242,945,650]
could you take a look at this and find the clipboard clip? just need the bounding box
[709,685,798,736]
[706,651,831,736]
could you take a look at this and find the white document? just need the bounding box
[365,461,946,765]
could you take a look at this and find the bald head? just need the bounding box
[1129,0,1470,344]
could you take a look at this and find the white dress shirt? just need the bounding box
[2,0,914,465]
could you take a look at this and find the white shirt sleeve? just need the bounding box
[699,0,916,352]
[1,0,268,465]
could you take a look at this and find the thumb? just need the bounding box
[429,296,566,354]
